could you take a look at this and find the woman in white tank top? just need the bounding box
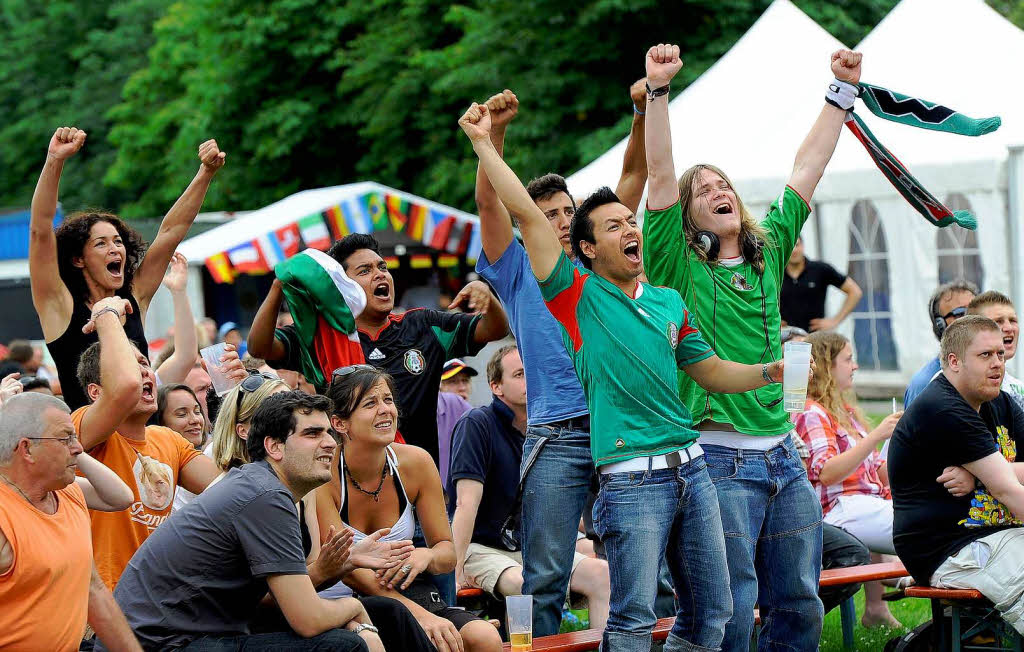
[319,366,503,652]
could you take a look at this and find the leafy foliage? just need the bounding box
[3,0,1019,218]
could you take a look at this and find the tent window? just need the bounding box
[937,193,984,287]
[847,200,899,371]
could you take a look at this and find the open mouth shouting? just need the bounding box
[372,282,391,300]
[622,239,641,265]
[140,380,155,403]
[712,199,734,217]
[106,256,124,280]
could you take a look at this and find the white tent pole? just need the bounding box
[1008,145,1024,378]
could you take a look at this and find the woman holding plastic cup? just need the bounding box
[794,331,903,628]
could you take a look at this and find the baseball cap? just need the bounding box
[441,358,478,381]
[218,321,239,339]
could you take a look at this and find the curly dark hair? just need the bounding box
[55,212,147,302]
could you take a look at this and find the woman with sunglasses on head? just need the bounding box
[319,365,503,652]
[209,371,434,650]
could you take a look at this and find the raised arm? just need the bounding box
[476,90,519,264]
[132,140,226,313]
[30,128,85,338]
[787,50,862,202]
[448,280,509,345]
[460,103,561,280]
[153,252,198,384]
[75,452,134,511]
[247,279,288,361]
[614,79,649,216]
[78,298,144,451]
[644,45,684,210]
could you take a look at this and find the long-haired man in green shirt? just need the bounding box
[642,44,863,650]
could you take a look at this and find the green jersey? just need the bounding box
[538,251,714,465]
[643,186,811,436]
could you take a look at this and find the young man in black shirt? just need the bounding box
[780,236,862,332]
[249,233,508,467]
[890,315,1024,635]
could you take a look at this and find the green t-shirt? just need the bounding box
[643,186,811,436]
[538,251,714,465]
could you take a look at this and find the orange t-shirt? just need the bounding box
[72,407,202,590]
[0,481,92,652]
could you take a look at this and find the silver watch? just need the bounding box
[352,623,379,635]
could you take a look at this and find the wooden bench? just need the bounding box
[820,560,910,649]
[904,586,1023,651]
[480,561,909,651]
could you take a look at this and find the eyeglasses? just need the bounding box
[235,371,279,416]
[331,364,375,382]
[943,306,968,321]
[26,433,78,448]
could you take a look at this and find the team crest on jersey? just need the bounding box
[667,322,679,349]
[404,349,426,375]
[731,272,753,291]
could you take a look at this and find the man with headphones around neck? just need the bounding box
[643,46,864,650]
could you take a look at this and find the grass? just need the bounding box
[820,588,932,651]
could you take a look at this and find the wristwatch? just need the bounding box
[352,623,379,635]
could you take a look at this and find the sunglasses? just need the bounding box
[235,371,279,416]
[331,364,375,382]
[942,306,968,321]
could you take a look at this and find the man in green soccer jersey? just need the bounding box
[642,43,863,649]
[458,43,799,652]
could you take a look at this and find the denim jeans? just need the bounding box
[593,457,732,652]
[181,628,367,651]
[521,424,596,637]
[703,438,824,651]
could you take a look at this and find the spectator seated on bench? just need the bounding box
[448,347,610,631]
[794,331,904,628]
[891,316,1024,637]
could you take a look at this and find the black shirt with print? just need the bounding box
[890,374,1024,583]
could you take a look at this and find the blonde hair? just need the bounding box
[940,315,1001,370]
[805,331,867,432]
[210,377,288,471]
[677,164,773,272]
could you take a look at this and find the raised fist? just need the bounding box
[485,90,519,130]
[831,49,862,85]
[48,127,87,160]
[629,78,647,113]
[199,139,226,172]
[458,102,492,143]
[646,44,683,88]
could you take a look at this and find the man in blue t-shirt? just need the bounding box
[472,86,649,635]
[905,280,978,407]
[447,346,610,628]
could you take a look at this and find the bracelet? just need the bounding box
[645,81,670,102]
[90,307,122,322]
[352,623,379,635]
[633,104,645,116]
[761,363,774,385]
[825,78,859,111]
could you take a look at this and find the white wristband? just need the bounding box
[825,78,859,111]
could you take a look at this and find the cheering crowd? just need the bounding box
[3,42,1024,652]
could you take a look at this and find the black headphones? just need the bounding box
[930,294,948,340]
[693,229,765,269]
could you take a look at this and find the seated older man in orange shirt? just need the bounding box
[0,392,139,651]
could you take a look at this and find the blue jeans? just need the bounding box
[521,424,596,637]
[703,438,824,651]
[593,457,732,652]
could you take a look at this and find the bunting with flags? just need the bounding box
[204,190,482,283]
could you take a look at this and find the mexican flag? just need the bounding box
[275,249,367,389]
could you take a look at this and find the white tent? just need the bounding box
[567,0,1024,387]
[176,181,481,264]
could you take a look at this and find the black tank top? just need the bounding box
[48,292,149,411]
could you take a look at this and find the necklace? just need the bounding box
[345,462,389,502]
[0,471,51,510]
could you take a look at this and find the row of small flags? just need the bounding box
[205,192,480,284]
